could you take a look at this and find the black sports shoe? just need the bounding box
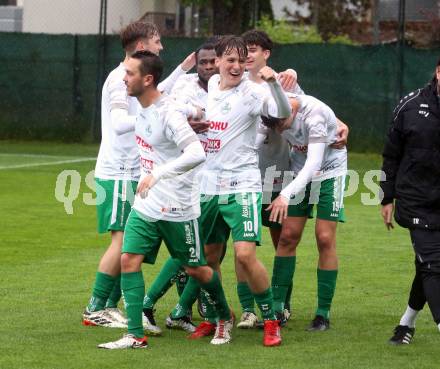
[165,314,196,333]
[306,315,330,331]
[388,325,415,345]
[142,308,162,335]
[275,311,287,327]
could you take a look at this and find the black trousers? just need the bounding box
[407,228,440,324]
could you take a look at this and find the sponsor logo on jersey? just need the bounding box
[200,140,208,152]
[321,164,336,173]
[220,102,231,114]
[418,110,429,117]
[207,120,228,131]
[136,135,154,152]
[292,144,308,153]
[161,206,183,213]
[140,157,153,170]
[207,138,221,151]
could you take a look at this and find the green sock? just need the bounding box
[316,268,338,319]
[121,271,145,338]
[199,271,230,321]
[237,282,255,313]
[254,288,276,320]
[200,289,218,324]
[271,256,296,313]
[171,277,200,319]
[105,274,121,308]
[86,272,116,312]
[143,257,182,309]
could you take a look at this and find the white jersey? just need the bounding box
[258,81,304,192]
[281,94,347,180]
[170,73,208,149]
[95,63,140,181]
[200,75,278,195]
[132,95,201,222]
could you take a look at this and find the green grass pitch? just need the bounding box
[0,141,438,369]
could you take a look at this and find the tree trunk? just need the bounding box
[212,0,244,35]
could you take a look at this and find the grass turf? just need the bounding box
[0,141,437,369]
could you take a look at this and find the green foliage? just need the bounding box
[327,33,357,45]
[287,0,370,42]
[257,16,355,44]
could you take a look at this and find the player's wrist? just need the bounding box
[151,168,164,181]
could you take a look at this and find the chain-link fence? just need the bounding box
[0,0,440,151]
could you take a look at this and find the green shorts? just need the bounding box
[200,192,262,245]
[95,178,137,234]
[122,210,207,267]
[287,176,346,222]
[261,191,282,229]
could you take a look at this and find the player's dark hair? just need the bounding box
[215,35,248,60]
[120,21,159,52]
[242,29,273,52]
[260,115,282,129]
[195,41,217,62]
[130,50,163,87]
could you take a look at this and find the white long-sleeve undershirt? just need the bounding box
[280,142,326,199]
[151,140,205,181]
[262,80,292,119]
[111,108,137,135]
[158,64,186,94]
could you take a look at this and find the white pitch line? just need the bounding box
[0,153,81,159]
[0,157,96,170]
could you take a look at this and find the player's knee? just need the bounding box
[235,248,255,269]
[277,231,300,253]
[184,266,199,278]
[316,231,336,253]
[185,266,211,284]
[120,253,136,271]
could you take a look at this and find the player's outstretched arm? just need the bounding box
[136,139,205,199]
[108,72,137,135]
[111,108,137,135]
[258,66,291,119]
[267,142,325,224]
[152,139,205,180]
[158,52,195,94]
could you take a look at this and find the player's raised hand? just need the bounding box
[258,66,277,83]
[188,118,210,134]
[266,195,289,224]
[331,119,349,149]
[278,69,297,91]
[181,52,196,72]
[136,174,157,199]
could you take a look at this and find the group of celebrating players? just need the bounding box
[81,20,349,349]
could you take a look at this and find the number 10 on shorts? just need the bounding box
[243,220,253,232]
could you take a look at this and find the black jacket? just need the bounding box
[380,80,440,230]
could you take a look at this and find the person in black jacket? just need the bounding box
[380,58,440,345]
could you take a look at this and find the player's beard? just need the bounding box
[128,81,144,97]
